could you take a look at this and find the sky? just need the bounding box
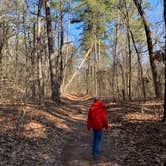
[27,0,165,50]
[146,0,164,49]
[69,0,165,48]
[146,0,164,22]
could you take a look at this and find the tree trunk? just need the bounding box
[130,29,146,99]
[45,0,60,104]
[59,0,64,84]
[23,9,29,100]
[133,0,159,98]
[31,0,36,100]
[125,35,129,99]
[127,27,132,100]
[163,0,166,122]
[95,41,98,96]
[87,61,90,95]
[37,0,44,104]
[112,24,119,100]
[64,47,92,92]
[124,1,146,99]
[0,47,3,77]
[0,48,2,96]
[119,63,126,100]
[15,1,20,78]
[124,2,132,100]
[62,0,71,94]
[0,22,9,98]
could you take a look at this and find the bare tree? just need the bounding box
[37,0,44,104]
[133,0,159,98]
[45,0,60,104]
[122,1,146,99]
[112,24,119,100]
[62,0,71,93]
[163,0,166,122]
[59,0,64,83]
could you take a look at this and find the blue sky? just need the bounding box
[146,0,164,49]
[69,0,164,48]
[146,0,164,24]
[27,0,164,50]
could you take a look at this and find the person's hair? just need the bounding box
[94,96,100,102]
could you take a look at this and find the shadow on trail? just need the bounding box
[57,99,122,166]
[0,98,165,166]
[0,101,86,166]
[103,103,166,166]
[104,120,166,166]
[59,100,166,166]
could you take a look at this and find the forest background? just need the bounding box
[0,0,165,109]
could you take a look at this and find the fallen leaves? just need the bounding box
[23,122,46,138]
[104,100,166,166]
[0,98,166,166]
[0,102,72,166]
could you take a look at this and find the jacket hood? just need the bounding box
[90,100,105,111]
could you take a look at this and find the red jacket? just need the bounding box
[87,100,108,130]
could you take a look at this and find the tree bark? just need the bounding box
[94,41,98,96]
[0,47,2,90]
[124,2,132,100]
[163,0,166,122]
[23,9,29,100]
[45,0,60,104]
[62,0,71,94]
[123,1,145,99]
[0,21,9,98]
[37,0,44,104]
[133,0,159,98]
[64,47,92,92]
[31,0,36,100]
[15,1,20,78]
[59,0,64,84]
[127,25,132,100]
[125,35,129,99]
[112,24,119,100]
[130,29,146,99]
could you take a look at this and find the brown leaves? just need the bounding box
[0,99,166,166]
[0,103,71,166]
[105,100,166,166]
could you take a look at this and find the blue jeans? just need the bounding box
[93,129,103,157]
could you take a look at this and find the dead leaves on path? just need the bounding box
[105,100,166,166]
[0,103,72,166]
[0,99,166,166]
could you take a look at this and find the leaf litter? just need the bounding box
[0,98,166,166]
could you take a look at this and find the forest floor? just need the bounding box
[0,96,166,166]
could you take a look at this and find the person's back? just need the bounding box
[87,98,109,158]
[87,100,108,130]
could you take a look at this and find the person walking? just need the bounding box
[87,97,109,159]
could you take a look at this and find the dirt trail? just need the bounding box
[60,99,166,166]
[0,98,165,166]
[60,101,125,166]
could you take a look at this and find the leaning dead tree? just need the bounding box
[64,46,93,92]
